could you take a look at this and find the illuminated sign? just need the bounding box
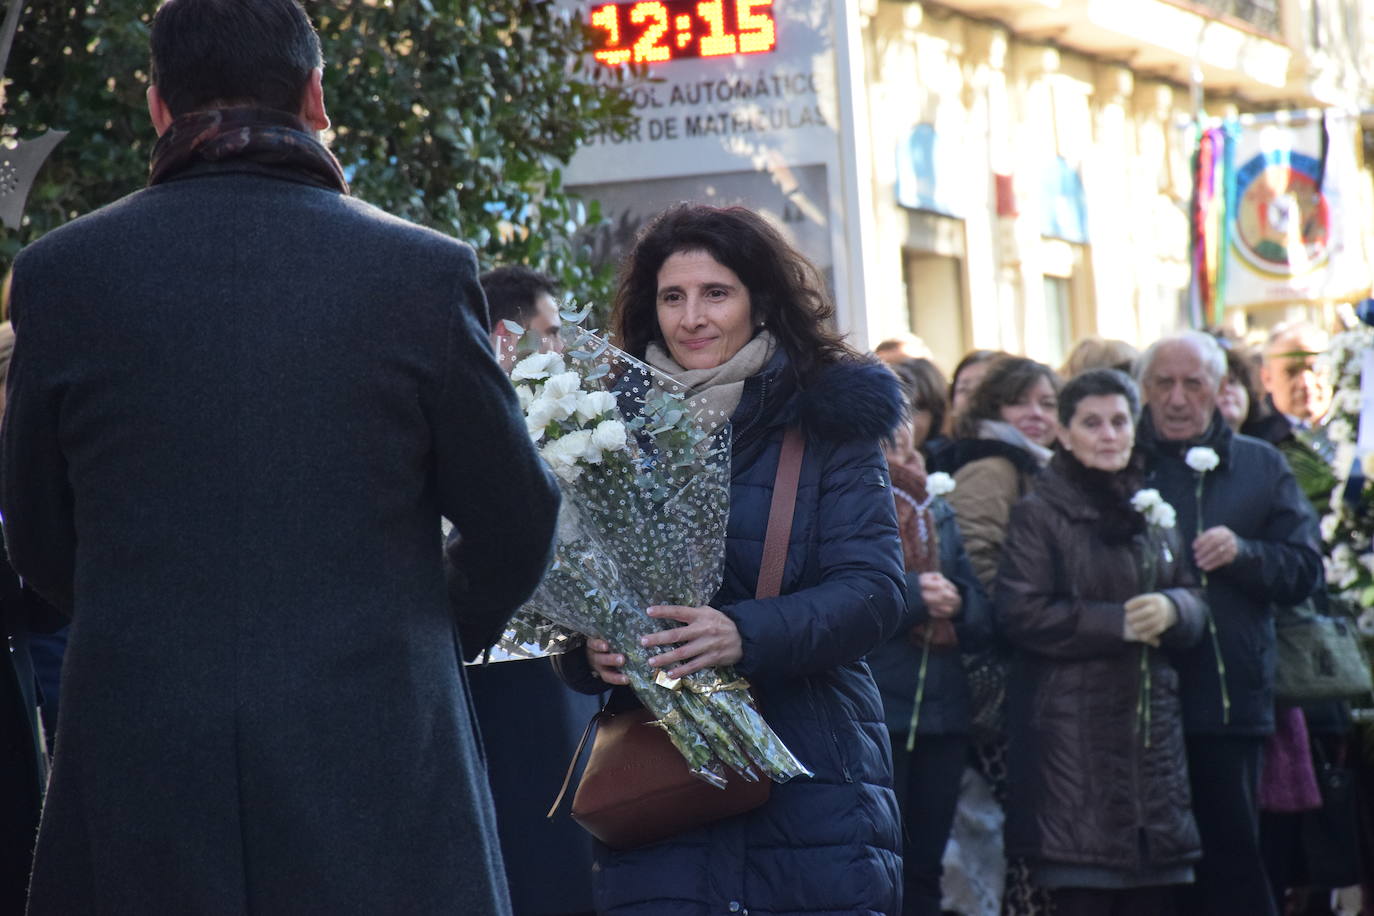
[589,1,777,67]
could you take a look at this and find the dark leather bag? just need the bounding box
[556,426,805,850]
[1274,599,1374,702]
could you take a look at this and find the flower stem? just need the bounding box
[905,630,933,752]
[1138,645,1152,748]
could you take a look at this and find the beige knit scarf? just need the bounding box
[644,331,777,429]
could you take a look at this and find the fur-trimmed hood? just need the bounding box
[736,354,905,444]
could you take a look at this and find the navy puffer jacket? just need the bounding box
[560,350,908,915]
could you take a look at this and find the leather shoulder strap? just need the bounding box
[756,426,806,600]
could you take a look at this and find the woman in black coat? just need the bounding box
[868,416,990,916]
[996,369,1207,916]
[557,204,907,915]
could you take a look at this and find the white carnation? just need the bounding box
[1149,502,1177,530]
[1131,488,1163,512]
[927,472,956,497]
[1329,543,1360,589]
[1185,447,1220,473]
[510,351,565,382]
[525,397,559,441]
[576,390,617,423]
[515,384,535,410]
[543,371,582,400]
[591,419,629,454]
[541,431,594,482]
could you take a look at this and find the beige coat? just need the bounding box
[947,455,1029,589]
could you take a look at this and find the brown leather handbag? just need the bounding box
[552,426,805,850]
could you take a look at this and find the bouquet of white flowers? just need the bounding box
[489,314,810,789]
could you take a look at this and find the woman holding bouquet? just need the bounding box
[558,204,907,915]
[995,369,1207,915]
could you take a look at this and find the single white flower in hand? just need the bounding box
[592,419,630,454]
[1150,502,1177,530]
[576,390,617,423]
[510,351,565,382]
[927,472,956,497]
[1131,488,1163,512]
[1185,447,1219,473]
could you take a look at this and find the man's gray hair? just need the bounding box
[1134,330,1227,387]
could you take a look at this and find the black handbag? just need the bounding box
[1274,599,1374,703]
[1299,739,1362,888]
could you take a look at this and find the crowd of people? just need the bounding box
[1,2,1369,916]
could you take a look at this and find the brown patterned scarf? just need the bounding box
[148,107,348,193]
[889,460,938,574]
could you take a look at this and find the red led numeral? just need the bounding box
[696,0,736,56]
[590,4,631,66]
[630,2,671,64]
[737,0,776,54]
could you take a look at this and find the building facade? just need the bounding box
[854,0,1374,370]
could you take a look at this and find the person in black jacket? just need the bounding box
[869,414,990,916]
[1134,331,1323,916]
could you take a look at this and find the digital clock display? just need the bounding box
[589,1,777,67]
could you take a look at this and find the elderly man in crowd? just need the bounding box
[1,0,558,912]
[1134,331,1322,916]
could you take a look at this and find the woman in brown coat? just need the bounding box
[996,369,1207,916]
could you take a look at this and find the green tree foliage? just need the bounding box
[1,0,635,303]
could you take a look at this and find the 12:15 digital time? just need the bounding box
[590,0,778,67]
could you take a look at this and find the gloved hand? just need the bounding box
[1123,593,1178,647]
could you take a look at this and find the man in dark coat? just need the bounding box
[0,1,559,912]
[1134,331,1322,916]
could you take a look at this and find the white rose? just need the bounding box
[510,351,564,382]
[927,472,956,497]
[1185,447,1219,473]
[576,390,617,422]
[592,419,629,454]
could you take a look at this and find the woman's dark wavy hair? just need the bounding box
[1057,368,1140,427]
[1223,344,1266,428]
[890,357,948,443]
[955,356,1059,439]
[611,204,859,379]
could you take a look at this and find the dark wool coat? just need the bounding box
[558,352,908,916]
[995,461,1206,873]
[1136,411,1323,735]
[1,159,560,915]
[867,499,992,737]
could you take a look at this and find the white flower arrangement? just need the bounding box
[1185,447,1220,473]
[1315,325,1374,613]
[927,472,956,497]
[510,355,629,478]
